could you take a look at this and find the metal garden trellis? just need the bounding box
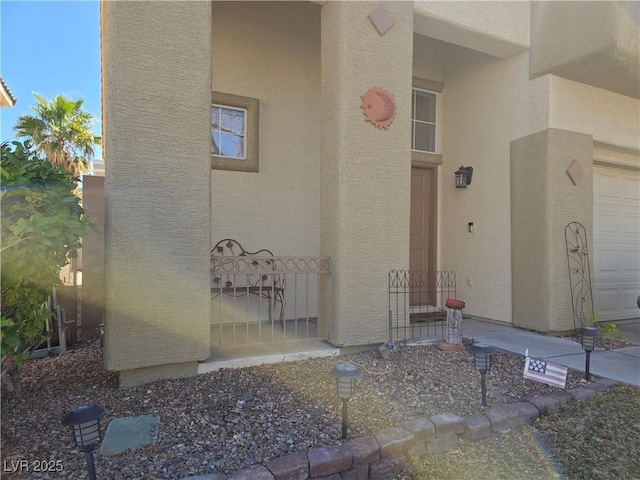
[564,221,595,331]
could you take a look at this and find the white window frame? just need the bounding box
[212,103,247,160]
[211,91,259,172]
[411,87,438,154]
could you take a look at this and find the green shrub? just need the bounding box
[1,140,95,395]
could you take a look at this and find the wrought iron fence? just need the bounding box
[388,270,456,344]
[211,256,330,346]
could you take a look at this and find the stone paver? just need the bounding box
[374,427,414,457]
[265,452,309,480]
[369,455,404,480]
[510,401,539,423]
[546,390,572,407]
[429,413,466,437]
[486,405,521,432]
[399,417,436,442]
[528,395,561,415]
[228,466,275,480]
[339,466,368,480]
[308,446,352,478]
[342,436,379,468]
[567,387,597,401]
[463,414,492,440]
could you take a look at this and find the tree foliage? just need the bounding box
[1,140,95,395]
[13,93,101,176]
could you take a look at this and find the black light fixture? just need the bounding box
[469,343,496,407]
[331,363,362,439]
[61,403,107,480]
[455,166,474,188]
[580,326,601,380]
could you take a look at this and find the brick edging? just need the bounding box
[180,378,619,480]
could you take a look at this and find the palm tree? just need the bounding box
[14,93,101,176]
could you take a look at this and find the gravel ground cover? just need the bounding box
[0,340,630,479]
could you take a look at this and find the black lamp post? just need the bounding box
[61,403,107,480]
[331,363,361,439]
[454,166,474,188]
[469,343,496,407]
[580,326,601,380]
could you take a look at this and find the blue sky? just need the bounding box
[1,1,102,159]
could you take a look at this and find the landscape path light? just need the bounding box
[469,343,496,407]
[580,326,601,381]
[331,362,362,439]
[61,403,107,480]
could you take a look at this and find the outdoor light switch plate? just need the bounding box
[369,4,395,36]
[566,159,584,185]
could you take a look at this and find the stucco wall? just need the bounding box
[439,47,552,323]
[102,1,212,380]
[413,0,529,58]
[320,1,413,346]
[210,2,321,257]
[549,76,640,153]
[511,129,594,333]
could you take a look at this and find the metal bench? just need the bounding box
[211,239,286,329]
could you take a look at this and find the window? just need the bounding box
[212,105,246,159]
[411,88,437,154]
[211,91,259,172]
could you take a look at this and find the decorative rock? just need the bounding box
[180,475,228,480]
[342,436,379,468]
[582,381,608,392]
[376,344,393,360]
[546,390,572,407]
[486,405,521,432]
[308,446,352,478]
[374,427,414,457]
[510,402,539,423]
[369,455,404,480]
[313,475,340,480]
[567,387,596,402]
[426,434,459,453]
[227,466,275,480]
[265,452,309,480]
[399,417,436,442]
[593,378,619,389]
[339,466,369,480]
[528,395,561,415]
[429,413,466,437]
[406,440,426,457]
[463,414,491,440]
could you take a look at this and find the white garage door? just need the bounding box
[593,166,640,321]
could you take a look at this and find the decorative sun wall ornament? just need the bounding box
[360,87,396,130]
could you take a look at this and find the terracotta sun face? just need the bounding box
[360,86,396,129]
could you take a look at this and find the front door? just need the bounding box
[410,167,436,305]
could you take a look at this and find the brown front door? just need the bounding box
[410,167,436,305]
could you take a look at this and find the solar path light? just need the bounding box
[61,403,107,480]
[469,343,496,407]
[580,326,601,381]
[331,362,362,439]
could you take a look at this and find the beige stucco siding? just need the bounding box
[102,1,212,377]
[414,1,529,59]
[210,2,321,258]
[320,1,413,346]
[549,76,640,153]
[439,47,551,323]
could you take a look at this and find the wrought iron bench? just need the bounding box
[211,238,286,329]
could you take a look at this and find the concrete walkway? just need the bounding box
[463,317,640,387]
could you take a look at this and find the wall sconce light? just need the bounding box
[580,326,601,380]
[61,403,107,480]
[331,363,362,439]
[455,166,474,188]
[469,343,496,407]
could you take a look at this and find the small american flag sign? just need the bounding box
[523,352,568,389]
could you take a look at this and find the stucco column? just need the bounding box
[511,128,593,333]
[320,2,413,347]
[102,1,212,387]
